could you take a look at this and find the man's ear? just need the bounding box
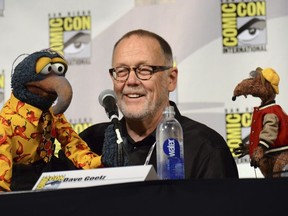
[168,67,178,92]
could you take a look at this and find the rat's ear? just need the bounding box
[256,67,263,73]
[252,67,265,85]
[259,71,266,86]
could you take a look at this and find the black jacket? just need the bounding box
[79,101,239,179]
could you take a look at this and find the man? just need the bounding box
[77,29,239,178]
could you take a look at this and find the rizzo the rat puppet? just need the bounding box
[0,49,102,192]
[232,67,288,178]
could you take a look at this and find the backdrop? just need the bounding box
[1,0,287,178]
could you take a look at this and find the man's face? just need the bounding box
[111,35,177,120]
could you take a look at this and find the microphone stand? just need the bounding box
[110,114,124,166]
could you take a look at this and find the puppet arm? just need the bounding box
[54,113,102,169]
[0,126,13,192]
[259,113,279,148]
[251,113,279,167]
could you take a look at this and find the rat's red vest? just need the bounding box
[249,104,288,156]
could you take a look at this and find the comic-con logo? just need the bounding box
[35,175,65,190]
[0,70,4,108]
[49,11,91,65]
[226,109,252,157]
[221,0,267,53]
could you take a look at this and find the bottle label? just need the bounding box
[162,138,184,179]
[163,138,180,158]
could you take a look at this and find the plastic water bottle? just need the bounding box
[156,106,185,179]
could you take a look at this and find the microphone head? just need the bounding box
[98,89,117,106]
[98,89,119,120]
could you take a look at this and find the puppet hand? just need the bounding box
[250,145,266,168]
[101,124,129,167]
[233,143,249,158]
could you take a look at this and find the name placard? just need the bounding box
[32,165,158,190]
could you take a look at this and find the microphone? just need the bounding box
[98,89,124,166]
[98,89,119,121]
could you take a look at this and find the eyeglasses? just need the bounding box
[109,65,172,82]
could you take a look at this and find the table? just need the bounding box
[0,178,287,216]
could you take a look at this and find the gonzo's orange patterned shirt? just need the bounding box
[0,93,102,191]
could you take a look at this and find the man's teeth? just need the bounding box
[127,94,141,98]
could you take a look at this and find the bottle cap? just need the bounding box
[163,106,175,115]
